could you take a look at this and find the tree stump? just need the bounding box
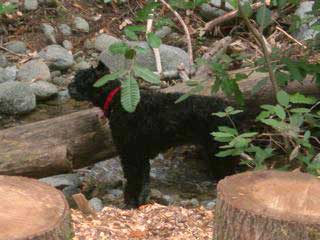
[215,170,320,240]
[0,175,73,240]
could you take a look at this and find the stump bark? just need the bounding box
[215,170,320,240]
[0,175,73,240]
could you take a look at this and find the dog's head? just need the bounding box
[68,62,111,102]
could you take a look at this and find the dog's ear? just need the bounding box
[95,62,110,78]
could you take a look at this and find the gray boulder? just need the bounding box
[39,173,81,189]
[29,81,58,100]
[0,66,17,83]
[17,59,51,82]
[73,16,90,32]
[39,45,74,69]
[24,0,38,10]
[294,1,319,40]
[0,81,36,115]
[89,198,104,212]
[99,35,191,75]
[58,24,72,36]
[0,55,8,68]
[41,23,56,43]
[94,34,119,52]
[62,40,73,50]
[5,41,27,54]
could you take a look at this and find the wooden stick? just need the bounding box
[72,193,97,216]
[276,26,307,49]
[203,2,262,33]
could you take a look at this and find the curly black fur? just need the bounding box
[69,62,243,208]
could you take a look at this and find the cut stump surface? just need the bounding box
[215,170,320,240]
[0,175,73,240]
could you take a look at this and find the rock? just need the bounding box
[24,0,38,10]
[161,194,177,206]
[73,16,90,32]
[294,1,319,40]
[73,60,91,71]
[155,26,172,38]
[150,188,163,200]
[46,89,70,105]
[51,76,69,86]
[94,34,119,52]
[99,36,191,76]
[84,39,94,49]
[0,81,36,115]
[0,66,17,83]
[180,198,200,208]
[50,70,61,78]
[41,23,56,43]
[201,200,216,210]
[200,0,250,19]
[39,173,81,189]
[89,198,104,212]
[39,44,74,69]
[58,24,72,36]
[103,189,123,203]
[62,185,80,208]
[9,0,20,4]
[17,59,51,82]
[0,55,8,68]
[83,157,124,189]
[29,81,58,100]
[5,40,27,54]
[62,40,73,50]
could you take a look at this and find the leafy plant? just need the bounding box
[93,42,160,112]
[0,3,16,15]
[212,91,320,175]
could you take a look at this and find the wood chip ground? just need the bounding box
[72,203,214,240]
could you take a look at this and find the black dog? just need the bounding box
[69,62,242,208]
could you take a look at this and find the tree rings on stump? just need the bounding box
[215,170,320,240]
[0,175,73,239]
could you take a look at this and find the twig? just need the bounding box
[203,2,262,33]
[237,0,279,99]
[146,0,163,75]
[158,0,194,66]
[0,45,26,57]
[275,26,307,49]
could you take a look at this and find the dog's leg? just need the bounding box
[119,151,151,208]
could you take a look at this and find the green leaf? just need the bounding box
[233,137,249,148]
[251,78,267,95]
[147,32,161,48]
[239,132,258,138]
[274,105,286,120]
[120,77,140,112]
[124,49,136,59]
[93,69,126,88]
[256,6,273,29]
[175,85,204,103]
[290,108,310,114]
[241,2,253,18]
[290,114,304,128]
[218,126,238,135]
[277,90,289,107]
[109,42,129,55]
[275,71,290,86]
[215,149,237,158]
[260,119,282,128]
[124,28,139,41]
[133,65,160,84]
[212,112,227,118]
[289,93,317,105]
[211,132,235,138]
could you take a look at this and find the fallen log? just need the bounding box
[163,72,320,107]
[0,175,73,240]
[0,108,116,178]
[214,170,320,240]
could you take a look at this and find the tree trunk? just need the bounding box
[0,175,73,240]
[0,108,117,178]
[214,170,320,240]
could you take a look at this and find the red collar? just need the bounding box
[103,86,121,114]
